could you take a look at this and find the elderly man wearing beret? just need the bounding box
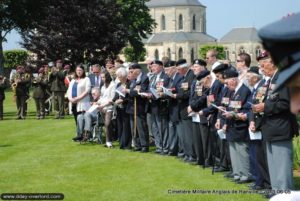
[258,12,300,198]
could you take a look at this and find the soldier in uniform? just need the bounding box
[0,75,8,120]
[32,67,48,119]
[10,66,31,119]
[49,59,67,119]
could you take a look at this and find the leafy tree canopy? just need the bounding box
[199,45,225,60]
[0,0,46,74]
[21,0,155,65]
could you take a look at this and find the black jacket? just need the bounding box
[261,71,299,141]
[177,69,195,120]
[126,73,149,115]
[168,73,184,123]
[226,84,251,142]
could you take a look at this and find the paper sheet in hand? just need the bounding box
[150,87,160,99]
[116,86,125,97]
[217,129,226,139]
[162,87,173,97]
[248,129,262,140]
[87,105,99,113]
[138,92,149,97]
[188,112,200,123]
[211,103,227,113]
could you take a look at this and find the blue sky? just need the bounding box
[3,0,300,50]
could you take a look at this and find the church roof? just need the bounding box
[146,0,204,8]
[144,32,216,44]
[220,27,261,43]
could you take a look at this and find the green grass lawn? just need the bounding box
[0,91,297,201]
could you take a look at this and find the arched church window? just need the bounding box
[155,49,159,60]
[178,47,183,59]
[192,14,196,30]
[161,15,166,31]
[167,48,171,60]
[179,14,183,30]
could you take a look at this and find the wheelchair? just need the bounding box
[80,112,105,144]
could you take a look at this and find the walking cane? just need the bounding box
[133,97,137,147]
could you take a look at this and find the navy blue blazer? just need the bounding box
[126,73,149,115]
[149,71,170,115]
[202,79,223,125]
[225,84,251,142]
[261,72,299,141]
[168,73,184,123]
[88,74,103,89]
[177,69,195,120]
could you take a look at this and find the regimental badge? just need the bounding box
[221,97,230,107]
[181,82,189,91]
[229,100,242,110]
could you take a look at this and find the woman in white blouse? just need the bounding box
[99,71,115,148]
[67,64,91,141]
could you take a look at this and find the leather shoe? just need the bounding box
[214,167,230,172]
[155,149,162,154]
[72,136,82,142]
[141,147,149,153]
[236,179,252,184]
[133,147,142,152]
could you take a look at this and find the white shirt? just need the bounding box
[100,81,115,112]
[67,77,91,112]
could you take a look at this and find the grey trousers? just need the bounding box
[178,118,195,158]
[229,141,250,180]
[77,112,97,137]
[266,140,294,190]
[151,113,169,152]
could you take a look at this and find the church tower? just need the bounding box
[145,0,216,63]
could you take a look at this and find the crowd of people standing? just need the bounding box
[0,49,298,199]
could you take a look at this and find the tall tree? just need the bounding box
[0,0,45,74]
[21,0,155,65]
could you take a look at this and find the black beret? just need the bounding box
[196,70,210,80]
[129,63,141,70]
[247,66,260,75]
[223,69,239,79]
[151,60,163,66]
[164,60,176,68]
[258,12,300,91]
[193,59,207,66]
[213,63,229,74]
[176,59,188,67]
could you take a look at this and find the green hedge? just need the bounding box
[4,50,28,69]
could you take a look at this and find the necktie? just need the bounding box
[150,74,157,88]
[95,76,99,87]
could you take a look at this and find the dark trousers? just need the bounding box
[16,95,26,118]
[199,123,211,165]
[219,138,231,169]
[129,113,149,148]
[168,121,179,155]
[255,140,271,188]
[117,108,132,149]
[53,91,65,118]
[0,99,3,119]
[192,122,204,165]
[178,118,195,158]
[71,104,78,125]
[34,98,45,117]
[151,113,169,152]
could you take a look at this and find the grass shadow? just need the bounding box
[0,144,13,148]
